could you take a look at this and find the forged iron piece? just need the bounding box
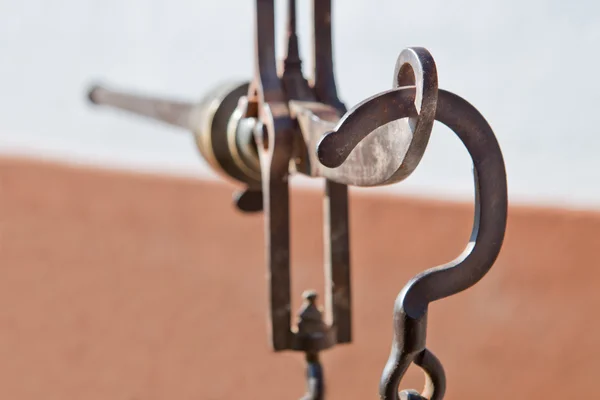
[319,86,507,399]
[85,1,508,399]
[88,81,262,195]
[241,0,352,354]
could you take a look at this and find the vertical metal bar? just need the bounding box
[254,0,286,104]
[311,0,345,113]
[253,0,294,351]
[313,0,352,345]
[265,179,292,351]
[324,181,351,343]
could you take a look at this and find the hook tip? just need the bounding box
[316,131,346,168]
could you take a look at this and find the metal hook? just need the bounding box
[317,49,508,399]
[317,47,438,186]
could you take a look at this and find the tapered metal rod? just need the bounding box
[87,84,194,129]
[300,352,324,400]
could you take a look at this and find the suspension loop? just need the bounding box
[379,316,445,400]
[379,307,446,400]
[387,348,446,400]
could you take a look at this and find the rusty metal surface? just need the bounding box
[247,0,296,352]
[233,0,353,359]
[88,81,262,188]
[293,47,438,187]
[84,1,508,399]
[319,84,507,398]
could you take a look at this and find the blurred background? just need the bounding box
[2,0,600,207]
[1,0,600,399]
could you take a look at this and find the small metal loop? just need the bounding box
[381,346,445,400]
[316,47,437,186]
[393,47,438,131]
[413,348,446,400]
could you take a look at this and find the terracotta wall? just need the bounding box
[1,156,599,399]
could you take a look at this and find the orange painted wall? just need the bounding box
[1,157,598,399]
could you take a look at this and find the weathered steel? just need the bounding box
[88,81,262,190]
[319,85,507,399]
[85,1,508,399]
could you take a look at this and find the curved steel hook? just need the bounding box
[317,47,438,186]
[317,86,507,399]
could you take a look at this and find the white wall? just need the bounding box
[0,0,598,208]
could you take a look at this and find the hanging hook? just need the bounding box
[317,47,438,186]
[317,48,508,399]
